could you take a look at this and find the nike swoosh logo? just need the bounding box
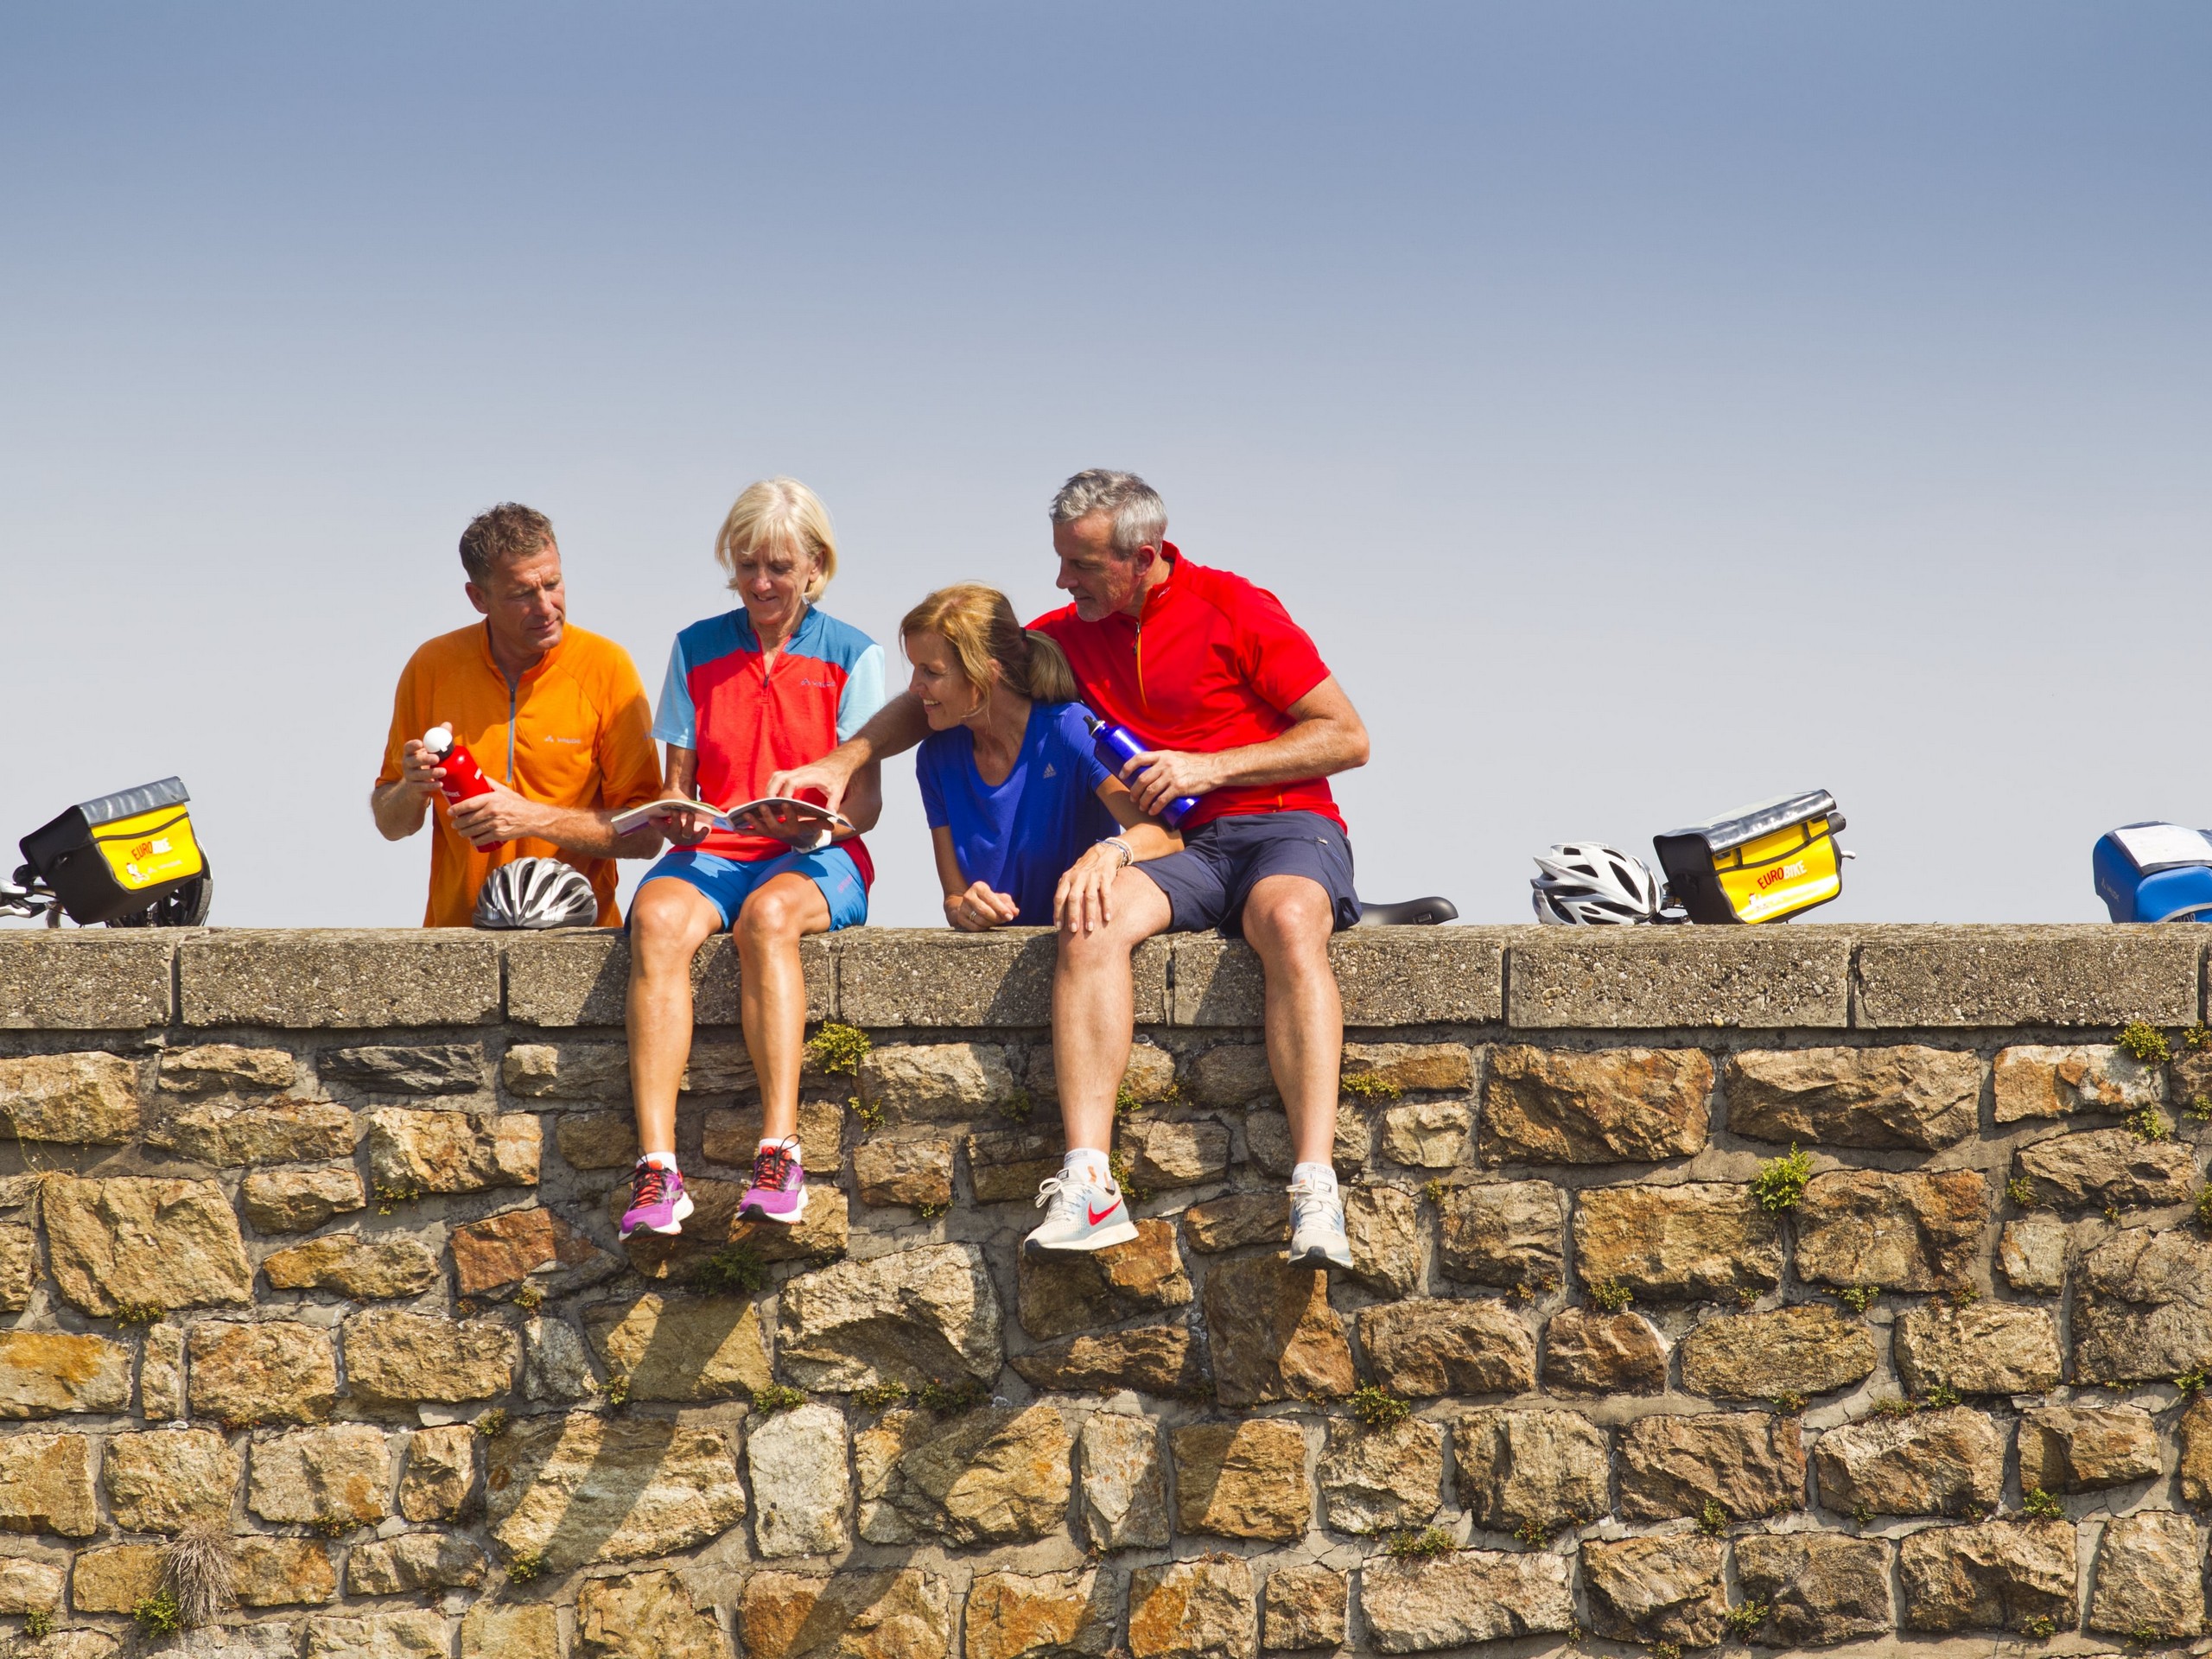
[1087,1204,1119,1225]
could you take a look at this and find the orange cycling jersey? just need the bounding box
[378,623,662,927]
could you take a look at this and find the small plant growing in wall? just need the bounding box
[1919,1384,1962,1411]
[1871,1395,1912,1420]
[506,1554,546,1586]
[131,1592,183,1639]
[2019,1615,2058,1641]
[2022,1486,2064,1519]
[159,1530,234,1628]
[2187,1096,2212,1124]
[1587,1279,1635,1314]
[2118,1020,2172,1065]
[1382,1528,1454,1560]
[1651,1641,1682,1659]
[2006,1176,2041,1211]
[24,1611,53,1638]
[694,1243,767,1298]
[751,1384,806,1414]
[1420,1179,1447,1207]
[373,1180,423,1216]
[915,1377,988,1415]
[806,1022,872,1076]
[850,1094,885,1135]
[1348,1384,1412,1430]
[1340,1071,1402,1102]
[998,1088,1034,1125]
[1943,1283,1980,1308]
[1837,1285,1880,1314]
[853,1381,908,1410]
[1696,1498,1728,1536]
[2184,1024,2212,1052]
[1769,1391,1807,1416]
[2131,1106,2175,1143]
[512,1281,545,1311]
[2175,1368,2207,1395]
[1113,1082,1147,1117]
[111,1300,165,1328]
[1851,1501,1873,1525]
[1511,1518,1553,1548]
[1725,1602,1770,1640]
[1109,1147,1147,1205]
[1751,1146,1815,1212]
[310,1516,353,1540]
[1732,1286,1760,1312]
[600,1370,632,1411]
[474,1408,510,1440]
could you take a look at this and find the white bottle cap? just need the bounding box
[423,725,454,755]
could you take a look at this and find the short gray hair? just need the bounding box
[1049,469,1166,557]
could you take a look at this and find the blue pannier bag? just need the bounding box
[2093,823,2212,923]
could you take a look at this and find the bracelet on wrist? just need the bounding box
[1099,836,1135,868]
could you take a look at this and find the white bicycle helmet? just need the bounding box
[1529,842,1664,925]
[474,858,599,930]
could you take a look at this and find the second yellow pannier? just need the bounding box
[1653,789,1847,925]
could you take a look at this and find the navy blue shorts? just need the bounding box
[1135,810,1361,938]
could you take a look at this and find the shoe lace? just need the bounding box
[1034,1175,1088,1221]
[630,1163,672,1207]
[752,1139,799,1191]
[1287,1177,1344,1232]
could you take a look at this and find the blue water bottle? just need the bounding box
[1089,715,1200,827]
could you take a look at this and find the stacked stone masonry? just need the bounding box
[9,923,2212,1659]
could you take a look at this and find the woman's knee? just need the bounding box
[735,883,817,949]
[630,883,716,970]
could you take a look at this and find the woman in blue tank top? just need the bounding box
[905,584,1180,930]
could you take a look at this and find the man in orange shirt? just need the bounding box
[372,503,664,926]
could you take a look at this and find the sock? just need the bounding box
[642,1151,679,1175]
[1064,1147,1112,1187]
[1292,1160,1338,1194]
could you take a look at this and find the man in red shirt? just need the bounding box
[774,470,1370,1268]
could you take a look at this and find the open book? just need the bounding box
[612,796,852,849]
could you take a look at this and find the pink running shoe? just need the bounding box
[620,1160,694,1239]
[739,1136,808,1224]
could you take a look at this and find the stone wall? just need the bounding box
[7,924,2212,1659]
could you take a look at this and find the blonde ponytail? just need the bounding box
[1021,630,1079,704]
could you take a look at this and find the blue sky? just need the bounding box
[3,4,2209,927]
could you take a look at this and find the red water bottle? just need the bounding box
[422,726,501,847]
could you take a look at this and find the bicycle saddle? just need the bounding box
[1355,896,1459,926]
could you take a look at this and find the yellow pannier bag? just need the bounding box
[1653,789,1847,925]
[19,777,206,925]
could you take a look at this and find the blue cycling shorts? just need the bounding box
[634,844,868,932]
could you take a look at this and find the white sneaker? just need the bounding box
[1288,1178,1353,1271]
[1024,1173,1139,1255]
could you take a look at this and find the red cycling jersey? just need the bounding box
[1028,545,1344,832]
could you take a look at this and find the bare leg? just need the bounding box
[1051,868,1175,1161]
[734,873,833,1144]
[1241,874,1343,1166]
[626,879,726,1155]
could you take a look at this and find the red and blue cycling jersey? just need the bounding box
[652,606,887,879]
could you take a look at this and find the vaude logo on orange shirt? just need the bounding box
[540,734,584,745]
[797,677,836,689]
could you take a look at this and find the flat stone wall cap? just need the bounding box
[837,929,1165,1027]
[180,930,501,1028]
[1508,925,1853,1030]
[1853,924,2202,1028]
[1171,928,1505,1027]
[0,931,175,1028]
[507,933,823,1028]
